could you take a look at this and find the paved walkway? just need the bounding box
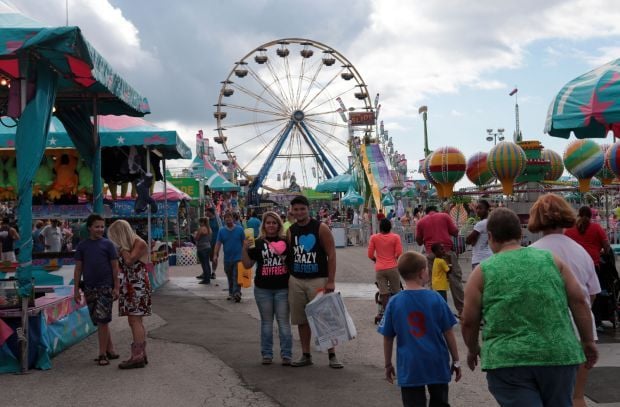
[3,245,620,406]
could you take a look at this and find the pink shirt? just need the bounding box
[368,232,403,271]
[415,211,458,253]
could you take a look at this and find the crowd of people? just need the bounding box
[59,192,613,406]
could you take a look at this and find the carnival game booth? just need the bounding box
[106,180,192,273]
[0,9,153,373]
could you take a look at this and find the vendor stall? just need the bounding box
[0,10,151,373]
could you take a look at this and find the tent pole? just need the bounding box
[19,75,28,374]
[146,147,151,263]
[163,160,169,256]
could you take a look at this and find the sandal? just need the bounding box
[96,355,110,366]
[93,352,119,361]
[106,351,120,360]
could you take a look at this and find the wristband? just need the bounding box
[452,361,461,368]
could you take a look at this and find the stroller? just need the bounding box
[592,250,620,329]
[373,280,403,325]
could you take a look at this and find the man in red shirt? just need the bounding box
[415,206,463,315]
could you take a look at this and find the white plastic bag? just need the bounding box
[305,291,357,352]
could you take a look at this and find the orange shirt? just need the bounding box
[368,232,403,271]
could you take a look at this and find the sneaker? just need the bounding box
[262,357,272,365]
[196,275,204,280]
[291,355,313,367]
[211,272,216,279]
[198,280,211,285]
[281,358,292,366]
[234,293,241,303]
[329,355,344,369]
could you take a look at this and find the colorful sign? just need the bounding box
[111,200,179,218]
[168,177,200,198]
[349,111,375,126]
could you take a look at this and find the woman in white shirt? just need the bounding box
[528,193,600,407]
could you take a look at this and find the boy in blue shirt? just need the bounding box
[378,250,461,407]
[73,213,120,366]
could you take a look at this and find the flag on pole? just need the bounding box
[509,88,518,96]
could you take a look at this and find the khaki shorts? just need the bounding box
[289,275,328,325]
[375,267,402,295]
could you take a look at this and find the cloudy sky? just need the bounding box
[5,0,620,187]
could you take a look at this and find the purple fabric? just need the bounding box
[367,144,395,189]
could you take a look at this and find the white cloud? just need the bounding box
[450,109,464,117]
[8,0,161,75]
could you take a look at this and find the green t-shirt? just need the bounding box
[480,247,585,370]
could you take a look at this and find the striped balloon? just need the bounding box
[422,154,437,187]
[541,149,564,181]
[596,144,615,185]
[487,141,527,195]
[563,139,604,192]
[466,152,494,187]
[605,142,620,178]
[427,146,466,198]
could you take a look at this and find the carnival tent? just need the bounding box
[545,57,620,139]
[104,180,190,201]
[190,156,240,192]
[0,116,191,159]
[0,9,149,312]
[315,173,356,193]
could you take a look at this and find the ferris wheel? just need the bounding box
[214,38,374,204]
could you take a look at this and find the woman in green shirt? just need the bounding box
[461,208,597,407]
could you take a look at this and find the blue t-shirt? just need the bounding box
[74,238,118,288]
[247,217,261,238]
[216,225,244,263]
[377,289,457,387]
[209,217,220,247]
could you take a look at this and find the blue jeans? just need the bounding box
[487,365,578,407]
[197,248,211,282]
[253,287,292,359]
[224,261,240,296]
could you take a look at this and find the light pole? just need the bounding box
[486,128,505,146]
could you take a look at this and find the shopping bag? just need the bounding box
[305,291,357,352]
[237,262,252,288]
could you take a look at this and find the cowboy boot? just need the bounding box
[118,342,146,369]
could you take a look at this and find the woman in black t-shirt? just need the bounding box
[241,211,292,366]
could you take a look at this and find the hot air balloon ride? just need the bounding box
[563,139,604,192]
[487,141,527,195]
[597,144,615,185]
[541,149,564,181]
[426,147,466,199]
[466,152,494,188]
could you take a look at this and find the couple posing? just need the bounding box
[240,196,344,368]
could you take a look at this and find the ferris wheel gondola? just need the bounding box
[215,38,374,205]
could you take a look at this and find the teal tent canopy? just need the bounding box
[341,186,364,206]
[545,58,620,139]
[0,116,191,159]
[0,10,149,301]
[382,191,395,206]
[315,173,355,193]
[191,156,240,192]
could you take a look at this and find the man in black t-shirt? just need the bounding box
[287,196,343,369]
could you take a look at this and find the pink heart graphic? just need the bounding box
[268,241,286,256]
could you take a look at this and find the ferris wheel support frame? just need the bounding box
[299,121,338,178]
[247,117,339,201]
